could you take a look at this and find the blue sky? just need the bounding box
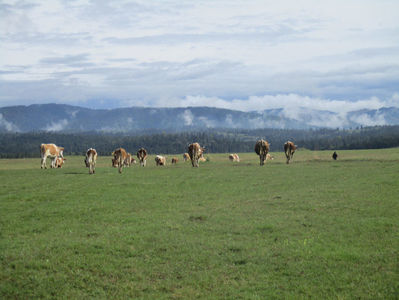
[1,0,399,113]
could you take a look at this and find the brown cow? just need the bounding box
[266,153,274,161]
[54,157,66,168]
[131,157,137,164]
[137,148,148,167]
[40,143,64,169]
[155,155,166,166]
[183,153,190,161]
[284,141,297,164]
[112,147,128,173]
[254,139,270,166]
[85,148,97,174]
[188,142,205,167]
[229,153,240,162]
[171,157,178,164]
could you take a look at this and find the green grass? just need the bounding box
[1,149,398,299]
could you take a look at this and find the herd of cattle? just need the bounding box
[40,140,298,174]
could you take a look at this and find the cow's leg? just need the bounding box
[41,155,46,169]
[118,156,123,173]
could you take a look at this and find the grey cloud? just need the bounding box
[3,32,93,46]
[102,24,311,46]
[40,54,91,66]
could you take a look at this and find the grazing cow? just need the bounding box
[155,155,166,166]
[254,139,270,166]
[137,148,148,167]
[183,153,190,161]
[112,147,128,173]
[171,157,178,164]
[40,143,64,169]
[188,142,205,167]
[332,151,338,160]
[229,153,240,162]
[54,157,66,168]
[284,141,297,164]
[266,153,274,161]
[85,148,97,174]
[130,157,137,164]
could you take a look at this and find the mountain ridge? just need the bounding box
[1,103,398,133]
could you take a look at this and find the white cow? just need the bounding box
[40,143,64,169]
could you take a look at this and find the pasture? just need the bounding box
[0,149,398,299]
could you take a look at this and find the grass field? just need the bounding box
[1,149,398,299]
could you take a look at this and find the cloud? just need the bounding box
[40,54,91,65]
[0,0,398,111]
[348,113,387,126]
[166,94,399,113]
[0,113,20,132]
[180,109,193,126]
[43,119,69,131]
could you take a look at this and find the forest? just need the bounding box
[0,125,399,158]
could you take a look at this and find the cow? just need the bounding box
[171,157,178,164]
[229,153,240,162]
[332,151,338,160]
[85,148,97,174]
[54,157,66,168]
[254,139,270,166]
[40,143,64,169]
[183,153,190,161]
[137,148,148,167]
[284,141,297,164]
[112,147,128,173]
[266,153,274,161]
[155,155,166,166]
[130,157,137,164]
[188,142,205,167]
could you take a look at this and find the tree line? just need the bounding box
[0,125,399,158]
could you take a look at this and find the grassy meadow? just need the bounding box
[0,149,398,299]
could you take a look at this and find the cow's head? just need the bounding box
[112,157,119,167]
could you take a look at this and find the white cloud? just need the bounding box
[0,113,20,131]
[159,94,399,114]
[43,119,69,131]
[180,109,193,126]
[349,113,387,127]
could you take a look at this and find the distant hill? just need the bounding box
[1,103,399,132]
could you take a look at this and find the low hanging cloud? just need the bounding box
[0,113,20,132]
[160,93,399,113]
[43,119,69,132]
[180,109,194,126]
[348,113,387,127]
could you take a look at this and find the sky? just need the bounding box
[1,0,399,114]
